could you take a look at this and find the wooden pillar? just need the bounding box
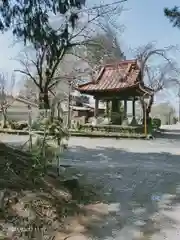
[122,100,128,125]
[106,100,110,118]
[111,99,120,124]
[94,98,99,118]
[124,100,127,118]
[132,99,135,119]
[131,98,137,125]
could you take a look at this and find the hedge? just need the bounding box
[78,124,144,134]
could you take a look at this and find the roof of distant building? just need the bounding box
[77,60,153,96]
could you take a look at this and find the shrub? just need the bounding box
[173,117,178,124]
[31,120,41,130]
[32,117,69,138]
[9,120,28,130]
[31,118,46,131]
[78,124,144,134]
[18,121,28,130]
[9,120,17,129]
[152,118,161,129]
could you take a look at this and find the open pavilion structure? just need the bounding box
[77,60,154,125]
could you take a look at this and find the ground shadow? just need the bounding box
[61,144,180,239]
[162,129,180,133]
[0,143,103,239]
[154,130,180,141]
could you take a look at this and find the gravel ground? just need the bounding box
[0,134,37,146]
[62,125,180,240]
[1,124,180,240]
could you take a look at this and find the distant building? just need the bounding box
[150,103,176,125]
[0,93,103,124]
[0,97,39,122]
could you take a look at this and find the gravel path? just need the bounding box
[1,124,180,239]
[0,134,37,146]
[62,125,180,240]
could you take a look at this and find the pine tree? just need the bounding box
[164,6,180,28]
[0,0,86,109]
[0,0,85,45]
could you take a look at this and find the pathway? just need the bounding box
[1,124,180,239]
[61,124,180,239]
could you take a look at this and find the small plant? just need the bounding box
[30,136,58,175]
[18,120,28,130]
[31,119,41,130]
[8,120,28,130]
[173,117,178,124]
[32,116,69,171]
[152,118,161,129]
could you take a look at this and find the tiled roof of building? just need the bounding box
[77,60,153,95]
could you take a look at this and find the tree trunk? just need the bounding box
[2,108,7,128]
[146,94,154,120]
[50,103,55,123]
[140,94,154,124]
[39,90,50,110]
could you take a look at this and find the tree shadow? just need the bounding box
[161,128,180,133]
[61,144,180,239]
[1,141,180,239]
[0,143,103,239]
[154,130,180,141]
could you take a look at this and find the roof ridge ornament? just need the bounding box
[93,66,105,84]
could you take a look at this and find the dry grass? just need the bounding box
[0,143,105,239]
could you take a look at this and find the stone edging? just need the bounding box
[0,128,153,139]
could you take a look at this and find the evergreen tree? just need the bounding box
[0,0,125,109]
[0,0,86,109]
[164,6,180,28]
[0,0,85,44]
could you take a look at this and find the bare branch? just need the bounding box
[134,42,179,119]
[135,43,178,91]
[15,0,127,109]
[0,72,17,127]
[14,69,40,89]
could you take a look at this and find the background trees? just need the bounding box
[151,102,177,125]
[164,5,180,121]
[134,43,178,120]
[0,0,86,44]
[85,16,126,67]
[0,0,86,108]
[164,6,180,28]
[15,1,126,111]
[0,73,16,127]
[4,0,126,109]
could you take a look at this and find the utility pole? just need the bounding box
[67,78,72,129]
[27,104,32,151]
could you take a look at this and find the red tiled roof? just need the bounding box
[78,60,142,93]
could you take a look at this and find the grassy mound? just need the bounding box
[0,143,102,239]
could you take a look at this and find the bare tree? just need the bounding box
[18,51,88,106]
[18,77,39,103]
[85,17,125,67]
[0,73,16,128]
[14,1,127,110]
[135,42,178,121]
[70,10,126,79]
[151,102,177,124]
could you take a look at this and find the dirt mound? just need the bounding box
[0,143,105,239]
